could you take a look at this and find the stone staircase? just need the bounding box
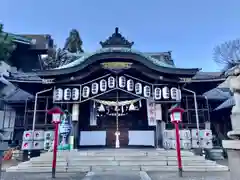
[6,149,229,172]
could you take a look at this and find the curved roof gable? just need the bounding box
[35,48,199,76]
[34,27,199,76]
[55,27,176,70]
[56,47,175,70]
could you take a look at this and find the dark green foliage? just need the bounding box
[0,24,16,61]
[63,29,83,53]
[42,29,84,69]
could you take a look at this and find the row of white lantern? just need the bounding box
[54,86,181,101]
[54,76,182,101]
[54,88,79,101]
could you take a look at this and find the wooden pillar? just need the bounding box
[160,104,168,148]
[205,121,211,130]
[159,121,166,148]
[72,104,79,149]
[155,104,162,148]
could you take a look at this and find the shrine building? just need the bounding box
[0,27,229,149]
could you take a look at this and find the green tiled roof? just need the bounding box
[2,32,32,44]
[56,47,175,70]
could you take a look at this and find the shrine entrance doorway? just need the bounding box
[78,89,153,148]
[96,89,150,148]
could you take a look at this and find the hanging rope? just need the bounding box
[93,98,142,106]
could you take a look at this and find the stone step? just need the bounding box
[6,149,228,173]
[167,156,205,160]
[19,160,216,168]
[22,160,120,166]
[91,165,141,171]
[31,155,205,163]
[167,160,216,166]
[38,154,198,160]
[31,156,169,162]
[7,164,229,172]
[6,166,90,172]
[40,150,195,157]
[147,151,195,156]
[142,165,229,172]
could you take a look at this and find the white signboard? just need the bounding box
[147,100,156,126]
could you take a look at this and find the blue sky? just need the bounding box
[0,0,239,71]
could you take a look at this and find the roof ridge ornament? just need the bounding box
[100,27,134,48]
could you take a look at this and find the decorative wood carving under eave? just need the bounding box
[100,27,134,48]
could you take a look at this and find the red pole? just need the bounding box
[174,122,183,177]
[52,122,59,178]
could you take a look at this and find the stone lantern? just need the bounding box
[222,65,240,180]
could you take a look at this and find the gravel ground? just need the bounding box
[148,171,230,180]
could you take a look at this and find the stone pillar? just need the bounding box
[71,104,79,149]
[222,71,240,180]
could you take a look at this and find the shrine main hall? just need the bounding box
[0,27,227,149]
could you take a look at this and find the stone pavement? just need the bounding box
[83,171,142,180]
[0,172,86,180]
[0,171,143,180]
[0,171,231,180]
[148,171,230,180]
[2,160,20,171]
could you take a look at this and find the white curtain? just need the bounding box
[80,131,106,146]
[128,131,155,146]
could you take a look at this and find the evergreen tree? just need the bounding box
[0,24,16,61]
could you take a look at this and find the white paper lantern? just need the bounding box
[127,79,134,91]
[108,76,115,88]
[82,86,90,98]
[154,88,161,100]
[135,83,142,95]
[91,83,99,95]
[64,88,71,100]
[54,88,63,101]
[170,87,178,100]
[162,86,170,99]
[100,79,107,91]
[119,76,126,88]
[72,88,80,100]
[143,86,151,97]
[52,113,61,123]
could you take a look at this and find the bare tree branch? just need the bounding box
[214,39,240,71]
